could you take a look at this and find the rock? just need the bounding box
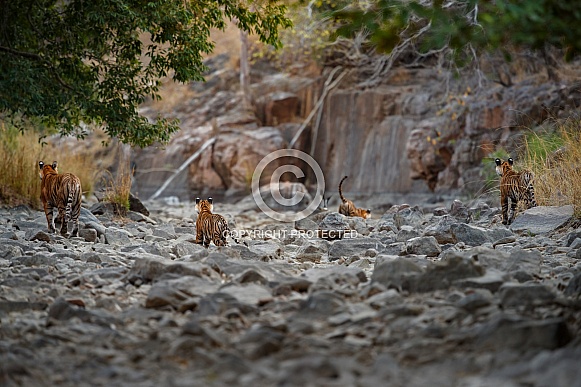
[26,230,51,242]
[295,243,324,263]
[126,256,216,283]
[104,228,132,246]
[450,223,512,246]
[219,283,273,306]
[564,272,581,298]
[405,236,441,257]
[396,225,421,242]
[78,228,98,243]
[423,215,457,244]
[499,283,557,307]
[413,253,485,292]
[145,276,219,309]
[510,205,574,235]
[129,193,150,216]
[328,237,385,261]
[318,212,350,231]
[476,315,571,350]
[393,206,424,229]
[371,258,423,290]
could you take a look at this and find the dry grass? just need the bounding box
[521,118,581,217]
[0,122,101,208]
[101,145,133,214]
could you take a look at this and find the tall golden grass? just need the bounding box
[0,123,100,208]
[101,145,134,214]
[521,118,581,217]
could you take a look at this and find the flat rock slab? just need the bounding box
[510,205,574,235]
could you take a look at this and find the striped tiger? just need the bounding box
[495,157,537,225]
[38,161,82,237]
[195,197,240,247]
[338,176,371,219]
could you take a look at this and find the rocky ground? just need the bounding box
[1,194,581,387]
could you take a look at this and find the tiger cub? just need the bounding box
[495,157,537,225]
[195,197,240,247]
[39,161,82,237]
[338,176,371,219]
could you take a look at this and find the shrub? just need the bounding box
[521,118,581,217]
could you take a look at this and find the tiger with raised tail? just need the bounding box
[338,176,371,219]
[195,197,240,247]
[495,157,537,225]
[39,161,82,237]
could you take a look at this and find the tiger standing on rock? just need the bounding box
[195,197,240,247]
[495,157,537,225]
[39,161,82,237]
[338,176,371,219]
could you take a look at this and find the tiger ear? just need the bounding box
[52,161,58,169]
[494,158,501,166]
[195,197,200,204]
[39,161,44,170]
[208,197,213,204]
[508,158,514,165]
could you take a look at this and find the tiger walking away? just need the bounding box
[495,157,537,225]
[338,176,371,219]
[195,197,241,247]
[39,161,82,237]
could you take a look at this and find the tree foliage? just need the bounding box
[0,0,291,147]
[330,0,581,62]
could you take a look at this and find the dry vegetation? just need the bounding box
[0,123,109,208]
[522,118,581,217]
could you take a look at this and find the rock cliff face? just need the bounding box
[134,54,581,199]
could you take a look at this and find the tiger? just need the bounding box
[39,161,82,237]
[495,157,537,225]
[338,176,371,219]
[195,197,240,247]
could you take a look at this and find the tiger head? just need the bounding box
[495,157,513,177]
[362,208,371,219]
[195,197,214,213]
[39,160,58,180]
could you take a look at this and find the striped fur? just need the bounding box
[195,197,239,247]
[495,158,537,225]
[39,161,82,237]
[338,176,371,219]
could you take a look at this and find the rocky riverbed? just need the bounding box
[1,195,581,386]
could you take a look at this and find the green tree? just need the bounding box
[330,0,581,62]
[0,0,291,147]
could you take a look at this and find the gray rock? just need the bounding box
[25,230,51,242]
[423,215,457,244]
[510,205,574,235]
[371,258,423,290]
[476,315,571,350]
[318,212,350,231]
[295,243,325,263]
[219,283,272,306]
[145,275,219,310]
[328,237,385,261]
[414,254,485,292]
[396,225,421,242]
[104,228,132,246]
[78,228,98,243]
[499,283,557,307]
[126,256,217,283]
[393,206,424,229]
[173,241,207,258]
[405,236,441,257]
[564,272,581,298]
[450,223,512,246]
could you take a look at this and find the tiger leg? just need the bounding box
[195,223,204,245]
[58,205,69,236]
[501,194,509,225]
[507,198,517,225]
[527,184,538,208]
[70,213,80,237]
[44,202,57,233]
